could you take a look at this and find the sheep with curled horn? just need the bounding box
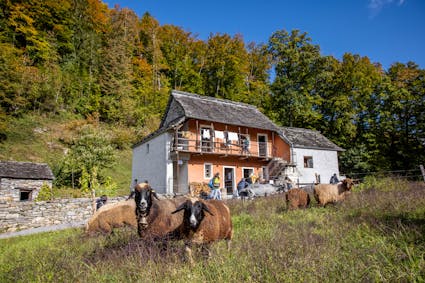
[313,178,355,207]
[133,182,186,240]
[171,198,233,264]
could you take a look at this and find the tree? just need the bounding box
[268,29,322,127]
[378,62,425,170]
[243,42,271,110]
[54,125,116,189]
[98,7,138,124]
[203,33,249,100]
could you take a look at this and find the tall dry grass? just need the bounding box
[1,179,424,282]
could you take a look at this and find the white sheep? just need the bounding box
[313,178,354,207]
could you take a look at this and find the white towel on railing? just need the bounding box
[202,129,210,139]
[228,132,239,141]
[214,130,224,139]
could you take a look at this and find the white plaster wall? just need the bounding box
[132,133,173,194]
[293,148,340,185]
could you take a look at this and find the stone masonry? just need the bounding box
[0,196,126,233]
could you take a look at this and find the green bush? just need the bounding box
[35,182,53,201]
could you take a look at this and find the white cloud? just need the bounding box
[368,0,405,18]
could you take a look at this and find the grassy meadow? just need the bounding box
[0,178,424,282]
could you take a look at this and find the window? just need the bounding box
[19,189,32,201]
[204,163,212,179]
[261,166,268,180]
[304,156,313,168]
[242,168,254,179]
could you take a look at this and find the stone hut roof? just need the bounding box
[0,161,54,180]
[281,127,344,151]
[160,90,280,132]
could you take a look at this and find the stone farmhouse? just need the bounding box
[132,90,343,195]
[0,161,54,202]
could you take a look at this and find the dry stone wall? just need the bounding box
[0,196,126,233]
[0,178,52,202]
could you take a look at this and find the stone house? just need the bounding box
[280,127,344,185]
[0,161,54,202]
[132,90,343,195]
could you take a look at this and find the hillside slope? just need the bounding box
[0,114,136,196]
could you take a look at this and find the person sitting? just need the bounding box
[208,172,222,200]
[96,195,108,210]
[236,178,248,197]
[284,176,293,190]
[246,173,258,185]
[237,177,255,198]
[330,173,339,184]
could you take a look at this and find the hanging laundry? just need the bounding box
[214,130,224,139]
[202,129,211,139]
[228,132,239,141]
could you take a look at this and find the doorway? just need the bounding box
[258,134,268,157]
[223,167,235,195]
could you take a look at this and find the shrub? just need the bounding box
[35,182,53,201]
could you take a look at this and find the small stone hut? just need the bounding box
[0,161,54,202]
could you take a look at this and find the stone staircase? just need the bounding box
[266,158,299,186]
[267,158,288,181]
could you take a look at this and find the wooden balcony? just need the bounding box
[172,134,275,159]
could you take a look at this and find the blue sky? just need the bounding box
[107,0,425,70]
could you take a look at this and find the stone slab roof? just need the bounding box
[0,161,54,180]
[281,127,344,151]
[160,90,281,132]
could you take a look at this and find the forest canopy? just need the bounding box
[1,0,424,175]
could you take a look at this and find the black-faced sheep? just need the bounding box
[134,182,186,240]
[86,199,137,234]
[286,188,310,210]
[171,198,233,264]
[313,178,355,207]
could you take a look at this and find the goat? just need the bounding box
[313,178,355,207]
[134,182,186,240]
[172,198,233,264]
[286,188,310,210]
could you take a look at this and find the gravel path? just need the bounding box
[0,221,86,239]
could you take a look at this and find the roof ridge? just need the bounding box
[0,160,49,165]
[172,90,258,110]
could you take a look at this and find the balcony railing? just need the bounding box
[173,133,275,159]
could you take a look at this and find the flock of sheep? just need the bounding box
[86,179,354,263]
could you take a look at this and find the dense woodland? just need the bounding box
[0,0,424,187]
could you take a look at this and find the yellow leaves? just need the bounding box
[9,4,37,37]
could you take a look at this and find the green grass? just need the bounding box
[1,180,424,282]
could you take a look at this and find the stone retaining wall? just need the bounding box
[0,196,126,233]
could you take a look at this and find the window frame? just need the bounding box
[303,156,314,168]
[204,163,213,179]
